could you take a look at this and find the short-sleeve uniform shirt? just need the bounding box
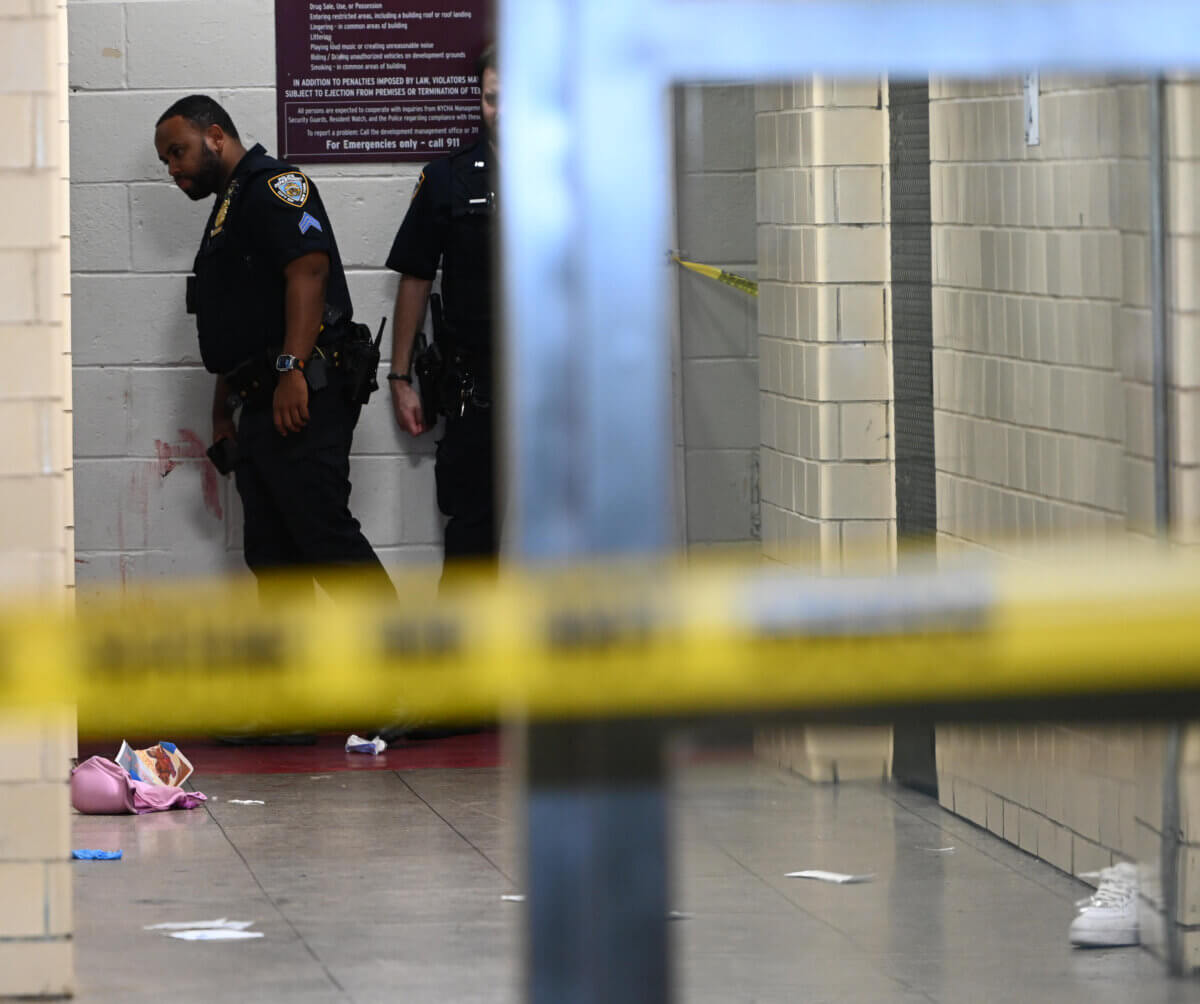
[192,144,353,374]
[386,135,495,359]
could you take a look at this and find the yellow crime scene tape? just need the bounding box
[672,255,758,297]
[3,545,1200,734]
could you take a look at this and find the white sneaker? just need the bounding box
[1069,861,1139,947]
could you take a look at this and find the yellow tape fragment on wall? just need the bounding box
[673,256,758,297]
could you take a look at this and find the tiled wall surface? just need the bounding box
[930,75,1200,964]
[752,78,894,781]
[930,76,1132,551]
[67,0,442,594]
[937,724,1139,875]
[674,84,760,549]
[928,75,1137,878]
[0,0,76,995]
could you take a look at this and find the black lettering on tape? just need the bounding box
[380,617,462,658]
[87,627,285,673]
[545,607,655,651]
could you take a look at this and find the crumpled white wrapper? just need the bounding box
[345,734,387,755]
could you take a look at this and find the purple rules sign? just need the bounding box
[275,1,488,164]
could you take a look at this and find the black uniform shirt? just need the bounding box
[386,134,495,359]
[192,144,353,374]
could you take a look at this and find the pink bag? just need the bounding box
[70,756,207,815]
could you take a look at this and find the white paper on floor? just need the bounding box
[227,799,265,805]
[785,870,875,884]
[145,919,255,931]
[918,846,956,854]
[170,929,265,941]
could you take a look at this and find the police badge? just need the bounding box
[268,171,310,207]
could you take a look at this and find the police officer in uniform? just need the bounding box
[385,47,499,571]
[154,95,392,592]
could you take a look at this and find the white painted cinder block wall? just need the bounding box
[674,84,760,548]
[68,0,441,592]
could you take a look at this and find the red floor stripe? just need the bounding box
[79,731,502,775]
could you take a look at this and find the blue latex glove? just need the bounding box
[72,849,122,860]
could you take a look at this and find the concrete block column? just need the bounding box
[0,0,76,996]
[1167,78,1200,546]
[753,77,894,782]
[1139,77,1200,970]
[756,77,894,570]
[0,713,75,998]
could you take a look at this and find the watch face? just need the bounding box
[275,354,295,372]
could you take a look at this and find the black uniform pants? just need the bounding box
[234,376,392,593]
[435,403,496,566]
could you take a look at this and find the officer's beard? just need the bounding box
[182,143,226,201]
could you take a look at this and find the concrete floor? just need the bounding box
[72,755,1200,1003]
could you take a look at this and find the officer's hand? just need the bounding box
[274,370,309,436]
[390,379,425,436]
[212,413,237,446]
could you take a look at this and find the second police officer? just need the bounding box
[386,46,500,575]
[154,95,393,593]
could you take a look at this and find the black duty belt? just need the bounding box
[222,322,380,411]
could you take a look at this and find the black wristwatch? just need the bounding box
[275,353,304,373]
[386,372,413,384]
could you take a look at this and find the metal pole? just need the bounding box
[1163,724,1183,975]
[1149,74,1184,977]
[500,0,673,997]
[1150,76,1171,536]
[525,723,670,1004]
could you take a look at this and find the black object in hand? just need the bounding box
[206,437,240,475]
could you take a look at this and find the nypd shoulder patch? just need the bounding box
[268,172,310,208]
